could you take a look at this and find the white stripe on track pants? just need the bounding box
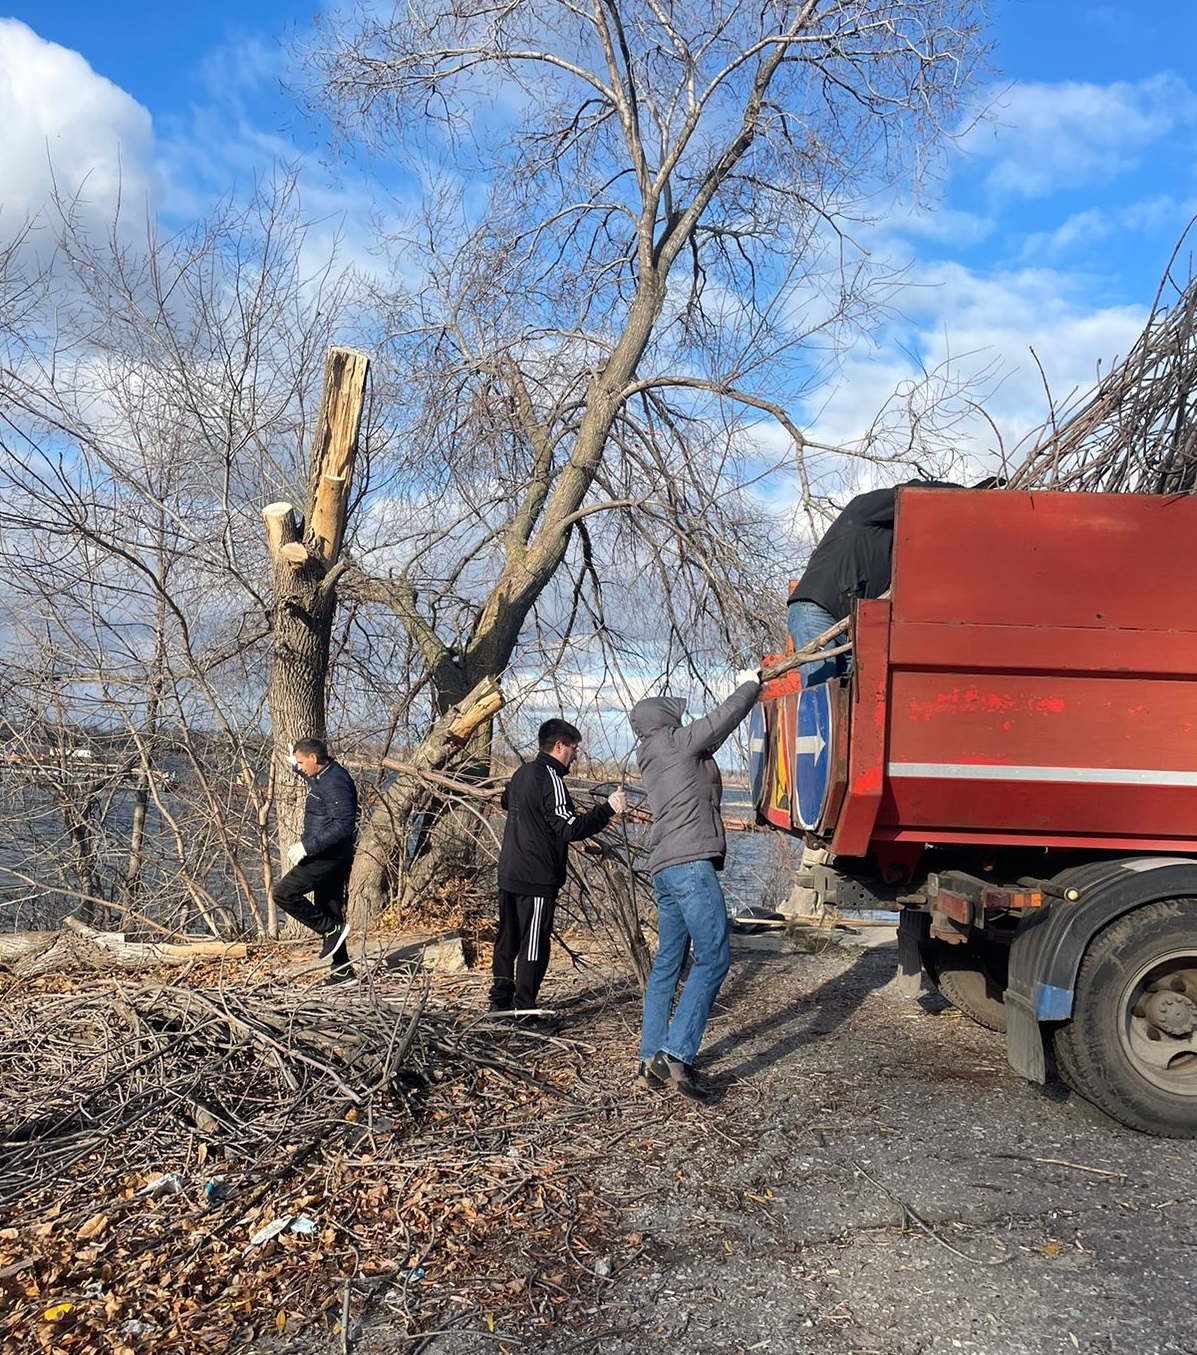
[490,889,558,1009]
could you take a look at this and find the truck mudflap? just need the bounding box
[1005,855,1197,1083]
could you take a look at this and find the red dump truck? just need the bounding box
[752,486,1197,1136]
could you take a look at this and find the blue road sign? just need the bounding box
[795,682,832,830]
[747,701,767,809]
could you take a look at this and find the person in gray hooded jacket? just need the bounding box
[629,672,761,1101]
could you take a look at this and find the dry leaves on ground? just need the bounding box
[0,962,634,1354]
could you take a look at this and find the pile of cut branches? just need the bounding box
[1011,224,1197,493]
[0,970,628,1354]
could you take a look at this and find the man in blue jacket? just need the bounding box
[629,674,761,1101]
[273,737,359,986]
[491,719,628,1027]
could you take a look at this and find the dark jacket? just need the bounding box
[299,759,358,861]
[629,682,760,875]
[789,481,959,621]
[497,751,615,895]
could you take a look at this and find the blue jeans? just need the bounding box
[786,599,848,686]
[639,859,731,1066]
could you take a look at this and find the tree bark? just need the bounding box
[0,921,247,977]
[262,347,369,935]
[348,677,502,926]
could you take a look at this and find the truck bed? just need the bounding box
[758,488,1197,873]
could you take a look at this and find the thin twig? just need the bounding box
[993,1153,1128,1180]
[853,1160,1013,1267]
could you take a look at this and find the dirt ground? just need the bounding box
[12,923,1196,1355]
[370,929,1197,1355]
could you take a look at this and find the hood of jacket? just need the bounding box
[629,695,687,739]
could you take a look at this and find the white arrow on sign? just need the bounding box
[794,730,825,759]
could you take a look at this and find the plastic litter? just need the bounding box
[398,1266,425,1283]
[247,1214,319,1246]
[204,1176,230,1208]
[135,1173,184,1198]
[248,1218,293,1247]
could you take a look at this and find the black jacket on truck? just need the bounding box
[789,480,959,621]
[497,751,615,895]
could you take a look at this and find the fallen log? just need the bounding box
[0,920,247,977]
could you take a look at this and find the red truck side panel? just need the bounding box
[882,671,1197,845]
[891,489,1197,632]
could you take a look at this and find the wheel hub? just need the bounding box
[1121,960,1197,1086]
[1141,989,1197,1038]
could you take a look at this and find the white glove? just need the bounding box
[735,668,761,688]
[607,787,628,814]
[286,841,307,868]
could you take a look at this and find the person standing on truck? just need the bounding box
[629,671,762,1102]
[490,719,628,1030]
[788,479,969,685]
[273,738,359,987]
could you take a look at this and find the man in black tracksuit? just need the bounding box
[490,719,627,1021]
[273,737,359,986]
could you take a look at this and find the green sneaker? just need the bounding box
[318,922,350,961]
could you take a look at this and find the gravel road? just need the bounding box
[282,929,1197,1355]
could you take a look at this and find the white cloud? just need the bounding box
[893,202,995,249]
[962,73,1197,200]
[0,20,158,247]
[1019,196,1197,264]
[798,261,1147,481]
[1020,205,1117,260]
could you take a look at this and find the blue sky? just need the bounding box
[4,2,1197,477]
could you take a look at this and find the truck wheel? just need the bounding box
[923,941,1008,1033]
[1052,898,1197,1137]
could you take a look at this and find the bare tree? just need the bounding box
[0,3,992,940]
[0,178,369,935]
[302,0,990,918]
[261,346,369,924]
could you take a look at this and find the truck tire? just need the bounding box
[923,941,1008,1033]
[1051,897,1197,1137]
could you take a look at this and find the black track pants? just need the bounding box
[490,889,557,1010]
[273,854,351,936]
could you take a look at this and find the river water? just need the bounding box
[0,775,806,934]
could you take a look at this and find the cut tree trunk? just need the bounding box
[262,346,369,934]
[348,677,503,928]
[392,717,497,912]
[0,920,247,977]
